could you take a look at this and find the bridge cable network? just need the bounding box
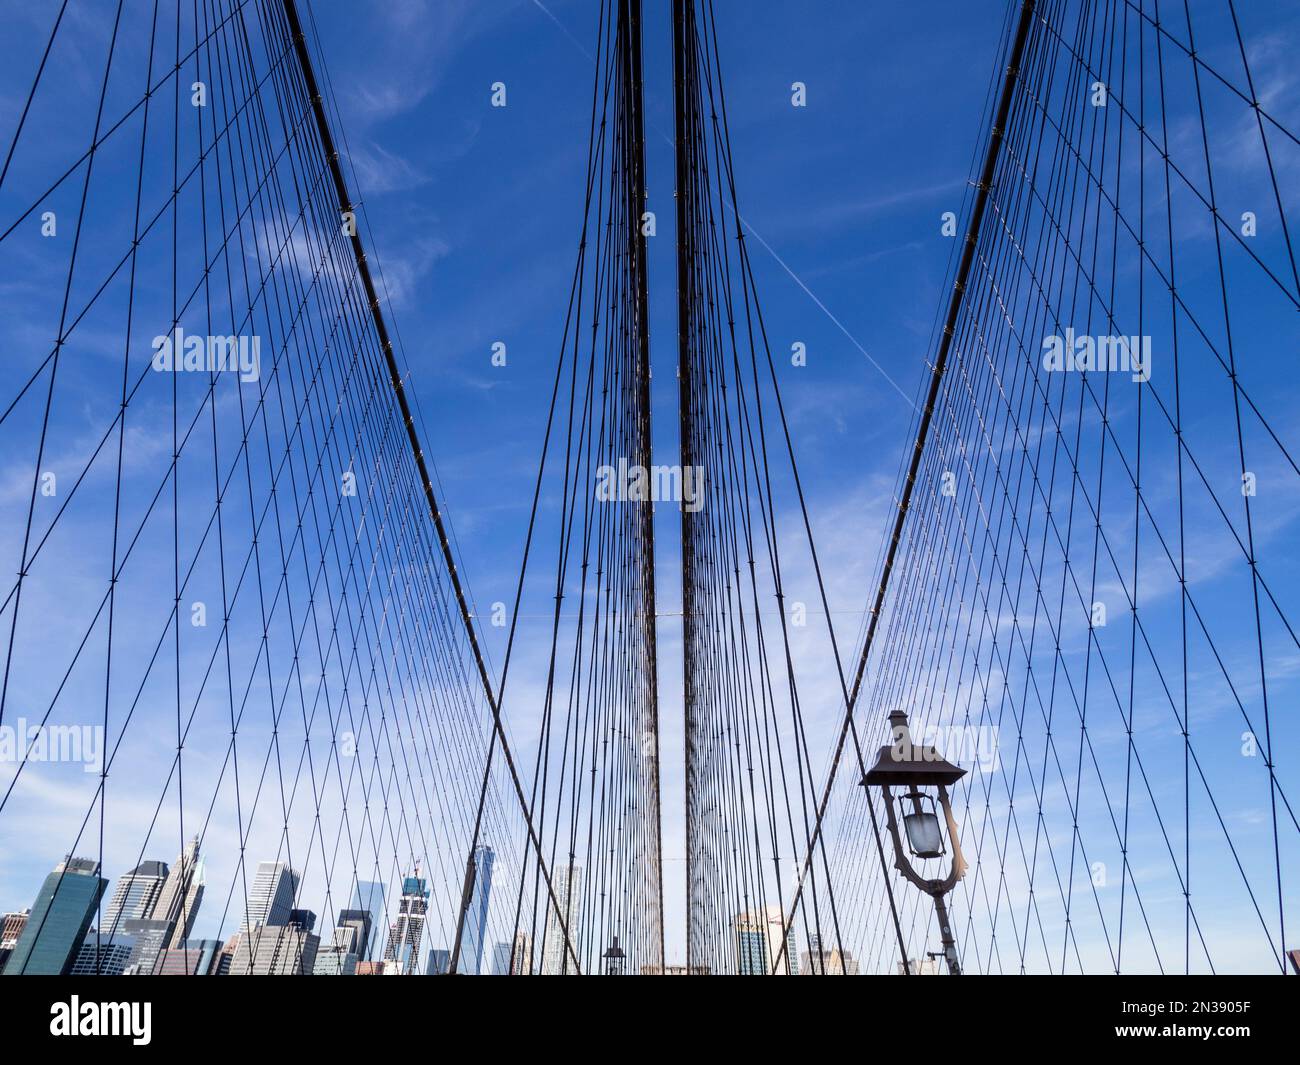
[0,0,1296,977]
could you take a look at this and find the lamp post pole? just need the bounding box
[932,890,961,976]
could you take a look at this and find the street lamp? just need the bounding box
[602,936,626,976]
[862,709,968,974]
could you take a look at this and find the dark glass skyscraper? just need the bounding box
[455,845,494,975]
[336,909,372,960]
[349,880,386,960]
[4,857,107,975]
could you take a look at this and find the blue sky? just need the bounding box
[0,0,1297,974]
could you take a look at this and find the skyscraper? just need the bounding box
[799,934,859,975]
[154,939,222,975]
[336,908,372,964]
[348,879,386,960]
[425,947,450,975]
[228,910,319,976]
[488,931,533,972]
[735,907,798,975]
[382,866,429,974]
[0,911,29,973]
[490,941,512,976]
[454,845,494,975]
[509,930,533,975]
[312,943,357,976]
[212,933,241,976]
[122,918,173,975]
[4,857,107,975]
[241,860,300,931]
[313,921,363,975]
[152,836,204,949]
[541,864,582,975]
[103,860,168,934]
[70,931,137,976]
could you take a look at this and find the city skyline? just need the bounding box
[0,845,835,975]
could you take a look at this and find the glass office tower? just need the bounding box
[349,880,386,960]
[4,857,107,975]
[455,845,494,975]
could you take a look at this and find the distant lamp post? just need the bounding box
[862,709,968,975]
[602,936,626,976]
